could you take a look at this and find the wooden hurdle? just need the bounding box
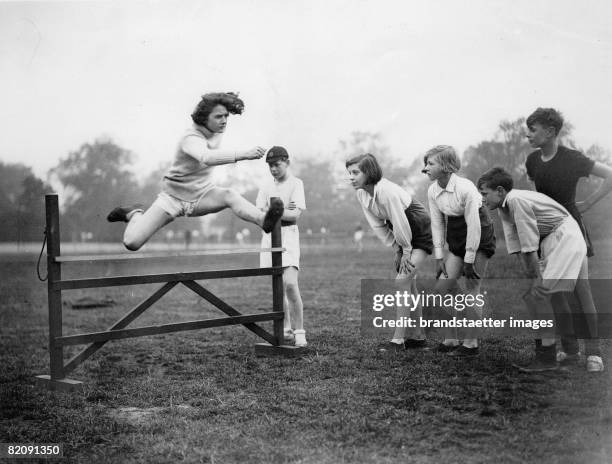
[36,194,303,391]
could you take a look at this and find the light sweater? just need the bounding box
[162,125,236,201]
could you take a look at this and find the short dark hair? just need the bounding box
[477,167,514,191]
[345,153,383,184]
[191,92,245,126]
[266,146,289,164]
[526,107,564,136]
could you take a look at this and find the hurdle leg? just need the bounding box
[35,194,83,391]
[255,209,306,357]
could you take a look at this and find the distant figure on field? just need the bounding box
[353,224,364,253]
[184,229,192,249]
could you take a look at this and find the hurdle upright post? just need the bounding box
[271,212,284,346]
[46,194,64,379]
[36,194,83,390]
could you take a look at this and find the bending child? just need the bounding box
[257,147,307,347]
[422,146,496,356]
[347,153,433,351]
[107,92,284,250]
[478,167,601,373]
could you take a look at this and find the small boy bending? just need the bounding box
[477,167,602,372]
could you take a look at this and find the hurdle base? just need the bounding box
[254,343,307,357]
[35,375,84,392]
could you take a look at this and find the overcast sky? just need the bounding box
[1,0,611,180]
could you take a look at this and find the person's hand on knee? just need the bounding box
[463,262,480,280]
[436,258,448,279]
[398,252,417,278]
[394,246,403,273]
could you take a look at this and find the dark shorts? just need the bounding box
[446,206,496,259]
[567,208,594,258]
[405,200,434,254]
[385,200,433,254]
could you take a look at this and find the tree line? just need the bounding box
[1,119,610,244]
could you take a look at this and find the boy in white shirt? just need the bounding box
[257,146,307,347]
[478,167,602,372]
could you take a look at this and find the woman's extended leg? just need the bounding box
[193,187,264,224]
[193,187,284,233]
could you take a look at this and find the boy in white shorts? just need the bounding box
[478,167,603,373]
[257,146,307,347]
[107,92,284,250]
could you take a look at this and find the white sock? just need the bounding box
[390,338,404,344]
[126,210,143,221]
[442,339,460,347]
[462,339,478,349]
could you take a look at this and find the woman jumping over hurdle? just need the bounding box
[107,92,284,250]
[422,145,496,356]
[346,153,433,351]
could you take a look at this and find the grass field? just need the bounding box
[1,242,611,463]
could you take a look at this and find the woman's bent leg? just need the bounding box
[123,205,174,251]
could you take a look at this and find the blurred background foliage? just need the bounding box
[1,118,610,245]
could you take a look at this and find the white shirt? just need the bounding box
[427,173,482,263]
[356,178,413,251]
[256,173,306,214]
[499,189,569,254]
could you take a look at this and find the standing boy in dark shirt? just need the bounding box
[525,107,612,372]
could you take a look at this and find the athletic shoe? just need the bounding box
[586,355,604,373]
[283,329,295,344]
[447,345,479,357]
[435,342,460,353]
[262,198,284,233]
[403,339,428,350]
[107,204,144,223]
[556,351,581,365]
[378,341,405,352]
[294,329,307,347]
[514,358,559,373]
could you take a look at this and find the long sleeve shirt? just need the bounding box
[163,125,235,201]
[427,173,482,263]
[498,189,569,254]
[355,178,413,252]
